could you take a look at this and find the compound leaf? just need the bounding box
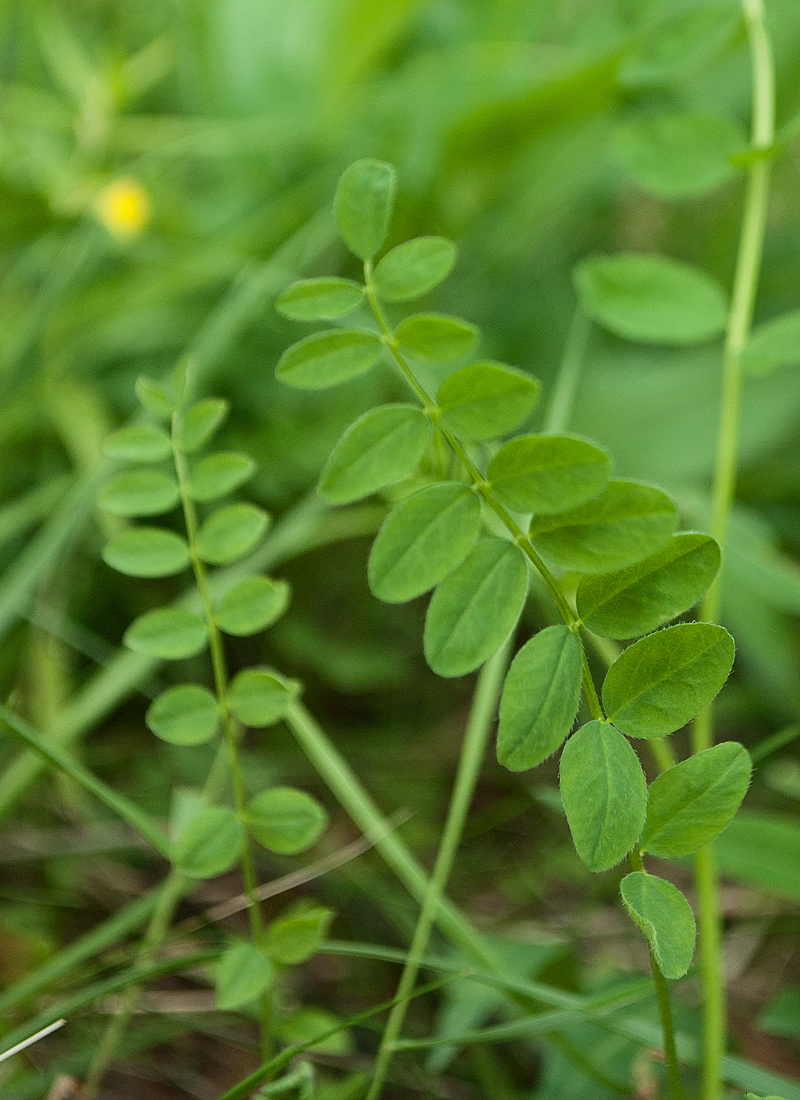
[146,684,219,746]
[334,158,396,260]
[248,787,329,855]
[196,503,269,565]
[559,720,648,872]
[577,532,721,639]
[215,576,290,636]
[124,608,208,660]
[395,313,477,363]
[188,452,256,502]
[438,361,540,441]
[276,330,383,389]
[173,805,243,878]
[424,539,528,677]
[177,398,229,453]
[103,424,171,463]
[602,622,735,739]
[227,668,299,727]
[641,741,752,857]
[373,236,457,301]
[488,434,610,514]
[99,470,180,517]
[497,626,583,771]
[620,872,696,979]
[318,404,429,503]
[103,526,190,577]
[215,941,274,1010]
[276,277,364,321]
[368,482,481,603]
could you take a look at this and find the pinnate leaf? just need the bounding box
[437,361,540,442]
[602,622,735,739]
[265,905,334,965]
[248,787,329,855]
[124,609,208,660]
[103,424,171,463]
[146,685,219,746]
[577,532,720,640]
[318,404,429,504]
[215,941,274,1010]
[395,313,477,363]
[334,158,396,260]
[620,872,696,980]
[424,539,528,677]
[177,398,229,453]
[227,668,298,727]
[189,452,255,502]
[276,277,364,321]
[373,236,457,301]
[641,742,752,857]
[103,527,190,577]
[215,576,290,636]
[173,805,243,878]
[368,482,481,604]
[196,503,268,565]
[574,253,728,345]
[276,329,383,389]
[741,310,800,376]
[559,720,648,872]
[488,434,610,515]
[497,626,583,771]
[98,470,179,517]
[529,479,677,573]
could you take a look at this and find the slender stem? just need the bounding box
[364,271,604,723]
[693,6,775,1097]
[365,641,511,1100]
[171,416,272,1056]
[544,308,591,434]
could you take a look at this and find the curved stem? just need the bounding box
[365,641,511,1100]
[692,5,775,1098]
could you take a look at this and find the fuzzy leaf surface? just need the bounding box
[488,434,610,514]
[276,277,364,320]
[620,872,696,979]
[173,805,243,878]
[334,158,396,260]
[318,404,429,503]
[215,577,290,636]
[276,330,383,389]
[641,741,752,857]
[497,626,583,771]
[577,532,720,639]
[248,787,329,855]
[103,424,171,463]
[215,941,274,1010]
[424,539,528,677]
[559,720,648,872]
[528,480,677,573]
[373,236,457,301]
[227,668,298,727]
[603,622,735,738]
[195,503,268,565]
[574,253,728,345]
[146,684,219,746]
[188,452,256,502]
[437,361,540,441]
[395,313,477,363]
[103,527,190,577]
[99,470,180,517]
[124,609,208,660]
[368,482,481,603]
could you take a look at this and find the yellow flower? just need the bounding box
[94,176,151,239]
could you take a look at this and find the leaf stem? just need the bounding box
[693,5,775,1097]
[364,641,511,1100]
[544,307,591,434]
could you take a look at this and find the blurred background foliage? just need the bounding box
[1,0,800,1096]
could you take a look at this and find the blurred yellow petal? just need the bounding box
[94,177,151,239]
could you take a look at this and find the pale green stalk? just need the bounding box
[543,308,590,434]
[693,5,775,1097]
[365,641,511,1100]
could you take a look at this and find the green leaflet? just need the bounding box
[188,453,256,503]
[488,434,610,515]
[423,539,528,678]
[602,622,735,739]
[367,482,481,603]
[437,361,540,442]
[619,2,739,87]
[215,576,290,636]
[619,872,696,980]
[334,158,396,260]
[124,608,208,660]
[146,684,219,746]
[741,309,800,375]
[275,329,383,389]
[276,277,364,321]
[576,532,721,639]
[135,375,173,419]
[103,526,190,578]
[715,812,800,904]
[395,313,477,363]
[172,805,243,878]
[98,470,180,517]
[616,110,743,200]
[265,905,334,966]
[215,941,274,1011]
[559,720,648,872]
[227,668,299,727]
[102,424,171,463]
[641,742,752,857]
[373,236,457,302]
[496,626,583,771]
[528,479,678,573]
[177,398,229,453]
[247,787,329,855]
[574,253,728,345]
[318,404,430,504]
[195,503,269,565]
